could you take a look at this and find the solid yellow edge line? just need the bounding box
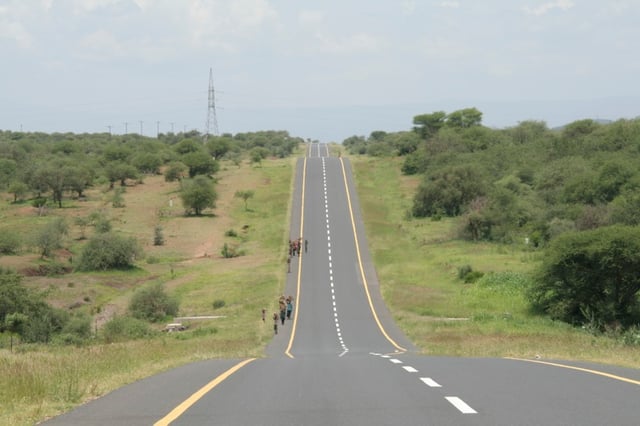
[285,156,306,358]
[339,157,406,353]
[154,358,256,426]
[505,357,640,386]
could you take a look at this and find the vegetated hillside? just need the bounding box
[0,129,302,347]
[344,109,640,332]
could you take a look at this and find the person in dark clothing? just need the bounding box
[273,313,278,335]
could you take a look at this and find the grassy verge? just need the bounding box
[0,157,294,426]
[350,155,640,367]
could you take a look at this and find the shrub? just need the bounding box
[0,229,21,254]
[457,265,473,280]
[212,299,226,310]
[529,225,640,329]
[221,243,242,258]
[102,316,154,342]
[153,225,164,246]
[77,232,142,271]
[128,283,179,322]
[225,229,238,237]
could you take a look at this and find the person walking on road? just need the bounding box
[273,313,278,334]
[286,296,293,320]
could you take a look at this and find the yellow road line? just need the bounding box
[154,358,256,425]
[339,157,406,353]
[505,357,640,386]
[285,156,306,358]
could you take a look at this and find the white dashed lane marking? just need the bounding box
[420,378,442,388]
[446,397,478,414]
[323,157,348,355]
[371,353,477,415]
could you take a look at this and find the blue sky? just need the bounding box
[1,0,639,142]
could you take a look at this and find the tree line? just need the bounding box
[343,109,640,332]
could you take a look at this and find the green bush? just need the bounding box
[128,283,179,322]
[102,316,154,342]
[0,229,21,254]
[529,225,640,329]
[221,243,239,258]
[212,299,225,310]
[77,232,142,271]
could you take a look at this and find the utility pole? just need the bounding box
[204,67,219,142]
[124,122,129,134]
[107,125,112,136]
[170,122,175,134]
[156,121,160,138]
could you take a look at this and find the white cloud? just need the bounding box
[523,0,575,16]
[314,32,387,54]
[187,0,278,50]
[0,4,34,48]
[440,1,460,8]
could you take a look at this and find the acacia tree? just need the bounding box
[234,190,255,210]
[180,175,217,215]
[530,225,640,329]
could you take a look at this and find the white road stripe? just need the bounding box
[389,359,403,364]
[445,397,477,414]
[402,366,418,373]
[420,378,442,388]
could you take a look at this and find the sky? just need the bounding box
[1,0,639,142]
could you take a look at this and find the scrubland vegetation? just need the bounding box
[2,110,640,425]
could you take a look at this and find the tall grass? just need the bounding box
[351,156,640,367]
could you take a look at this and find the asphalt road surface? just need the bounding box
[44,143,640,425]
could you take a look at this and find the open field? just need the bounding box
[1,151,639,425]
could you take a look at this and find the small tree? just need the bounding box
[129,283,179,322]
[234,190,255,210]
[77,232,142,271]
[7,181,29,203]
[74,216,90,240]
[33,217,68,258]
[0,229,21,254]
[153,225,164,246]
[180,175,217,216]
[164,161,188,182]
[112,187,125,208]
[4,312,28,352]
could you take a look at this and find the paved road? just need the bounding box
[44,143,640,425]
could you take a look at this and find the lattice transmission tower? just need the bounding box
[204,67,219,141]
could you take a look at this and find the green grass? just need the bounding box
[350,155,640,367]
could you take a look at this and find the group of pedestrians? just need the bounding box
[266,295,293,335]
[287,237,308,273]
